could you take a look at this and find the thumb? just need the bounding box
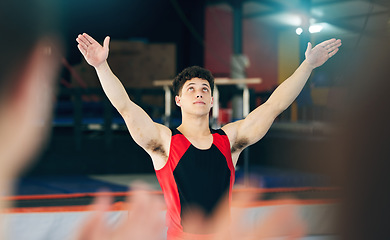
[305,42,312,58]
[103,36,110,51]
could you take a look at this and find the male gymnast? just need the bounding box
[76,33,341,239]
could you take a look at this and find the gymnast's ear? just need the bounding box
[175,95,181,107]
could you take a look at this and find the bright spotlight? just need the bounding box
[309,25,323,33]
[296,27,303,35]
[296,24,324,35]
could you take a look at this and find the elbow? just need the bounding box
[117,106,131,119]
[116,106,126,116]
[264,101,286,117]
[116,101,132,117]
[278,102,290,113]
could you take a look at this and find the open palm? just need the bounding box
[76,33,110,68]
[305,38,342,69]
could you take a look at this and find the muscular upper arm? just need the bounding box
[120,102,171,158]
[223,102,280,154]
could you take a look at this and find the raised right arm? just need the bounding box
[76,33,170,168]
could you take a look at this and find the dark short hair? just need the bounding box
[172,66,214,96]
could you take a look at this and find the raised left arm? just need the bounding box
[223,38,342,163]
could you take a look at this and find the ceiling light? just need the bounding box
[296,27,303,35]
[296,24,324,35]
[309,25,323,33]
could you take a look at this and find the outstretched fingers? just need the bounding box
[76,36,88,49]
[77,34,90,47]
[315,38,342,60]
[325,40,342,58]
[77,44,87,56]
[76,35,89,55]
[327,40,342,52]
[328,48,340,58]
[318,38,337,48]
[83,33,98,45]
[76,33,101,56]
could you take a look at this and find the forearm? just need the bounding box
[94,61,161,148]
[94,61,131,113]
[267,60,314,111]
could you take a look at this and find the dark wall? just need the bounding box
[62,0,206,71]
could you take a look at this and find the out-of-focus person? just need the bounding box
[325,39,390,239]
[72,184,306,240]
[0,0,61,238]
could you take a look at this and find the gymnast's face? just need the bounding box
[175,78,213,116]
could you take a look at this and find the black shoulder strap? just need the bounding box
[170,127,181,136]
[210,128,226,136]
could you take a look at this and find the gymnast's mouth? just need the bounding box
[193,101,206,104]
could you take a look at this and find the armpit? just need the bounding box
[231,138,249,153]
[146,140,167,157]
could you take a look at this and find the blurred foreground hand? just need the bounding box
[73,185,306,240]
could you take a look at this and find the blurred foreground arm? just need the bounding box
[0,41,58,191]
[73,186,306,240]
[0,40,59,239]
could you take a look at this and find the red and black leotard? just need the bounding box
[155,128,235,239]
